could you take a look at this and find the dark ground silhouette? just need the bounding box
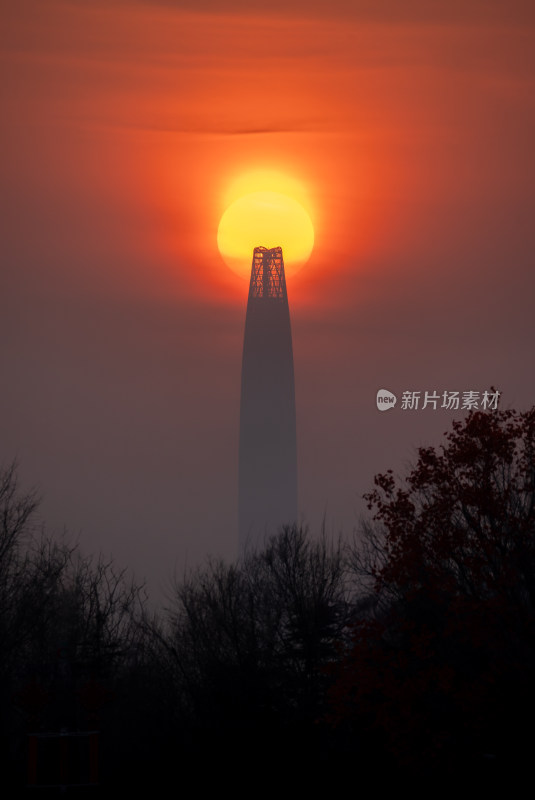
[2,405,535,791]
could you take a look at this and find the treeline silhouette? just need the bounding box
[2,405,535,791]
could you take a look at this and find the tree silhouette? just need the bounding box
[330,405,535,776]
[0,462,151,789]
[162,525,349,770]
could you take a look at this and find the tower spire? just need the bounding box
[249,245,287,299]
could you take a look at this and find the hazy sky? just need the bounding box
[2,0,534,597]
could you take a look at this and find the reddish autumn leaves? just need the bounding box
[370,406,535,604]
[330,405,535,772]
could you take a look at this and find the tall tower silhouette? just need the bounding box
[239,246,297,552]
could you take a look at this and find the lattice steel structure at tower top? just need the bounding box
[239,246,297,552]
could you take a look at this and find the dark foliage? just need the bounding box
[159,525,350,772]
[329,406,535,779]
[4,403,535,789]
[0,462,149,793]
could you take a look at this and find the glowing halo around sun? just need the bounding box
[217,190,315,279]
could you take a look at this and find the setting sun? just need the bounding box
[217,176,315,279]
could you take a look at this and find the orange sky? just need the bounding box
[2,0,534,593]
[6,0,533,302]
